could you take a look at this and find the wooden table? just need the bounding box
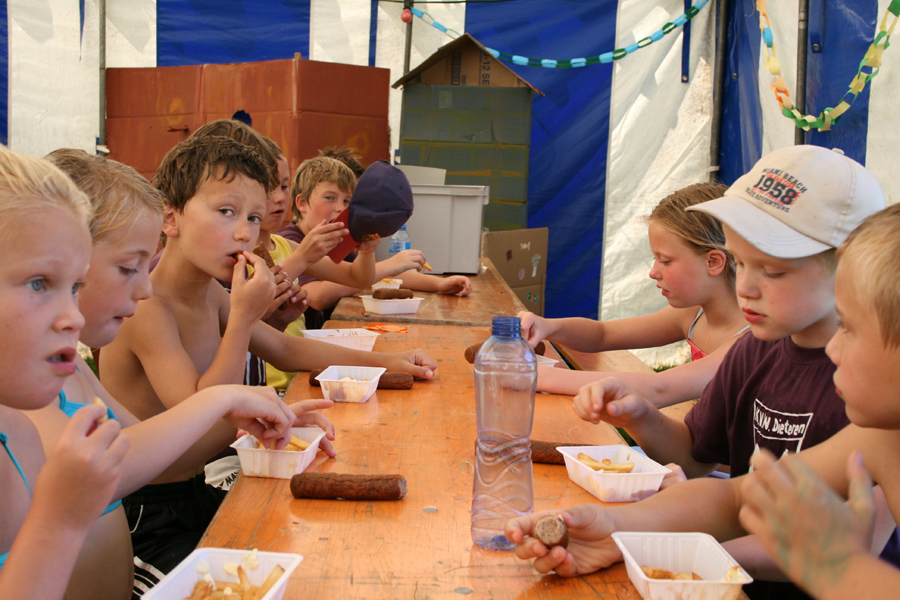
[200,322,657,599]
[330,258,527,326]
[555,344,695,422]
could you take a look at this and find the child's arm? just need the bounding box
[504,475,748,577]
[537,337,738,407]
[248,320,437,379]
[397,270,472,296]
[127,253,274,407]
[0,407,128,600]
[518,306,688,352]
[277,220,349,280]
[287,240,380,289]
[572,377,717,478]
[739,449,889,600]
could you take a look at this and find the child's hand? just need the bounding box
[383,349,437,379]
[739,449,875,598]
[296,220,347,264]
[216,385,296,447]
[264,281,308,329]
[32,405,129,531]
[356,237,382,254]
[517,311,547,346]
[572,378,651,428]
[383,250,425,276]
[659,463,687,491]
[437,276,471,296]
[231,251,276,324]
[504,505,623,577]
[289,398,337,457]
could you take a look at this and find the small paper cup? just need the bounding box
[314,365,386,403]
[231,427,326,479]
[372,279,402,290]
[558,446,670,502]
[300,328,380,351]
[611,531,752,600]
[142,547,303,600]
[360,294,423,315]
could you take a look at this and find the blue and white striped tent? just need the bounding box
[3,1,896,365]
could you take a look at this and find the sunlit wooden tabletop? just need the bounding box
[330,258,527,326]
[199,321,679,599]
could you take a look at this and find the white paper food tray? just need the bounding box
[536,354,559,365]
[360,294,423,315]
[300,328,379,351]
[231,427,325,479]
[372,279,402,290]
[612,531,752,600]
[315,365,385,403]
[558,446,670,502]
[142,547,302,600]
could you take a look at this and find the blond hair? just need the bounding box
[290,156,356,219]
[836,204,900,349]
[45,149,164,243]
[648,182,734,286]
[0,145,90,241]
[318,146,365,179]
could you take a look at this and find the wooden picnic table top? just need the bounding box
[199,321,683,599]
[329,257,527,326]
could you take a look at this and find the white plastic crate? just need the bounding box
[142,547,302,600]
[612,531,752,600]
[314,365,385,403]
[231,427,325,479]
[360,294,423,315]
[300,328,380,351]
[558,446,670,502]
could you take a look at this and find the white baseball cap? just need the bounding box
[688,145,885,258]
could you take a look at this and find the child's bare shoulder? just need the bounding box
[0,406,45,476]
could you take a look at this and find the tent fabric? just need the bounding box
[466,1,618,320]
[156,0,310,66]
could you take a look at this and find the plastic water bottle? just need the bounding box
[471,316,537,551]
[388,224,411,257]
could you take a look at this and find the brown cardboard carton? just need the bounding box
[483,228,549,288]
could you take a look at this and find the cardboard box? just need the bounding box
[483,228,548,315]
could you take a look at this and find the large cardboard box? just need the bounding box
[483,228,548,316]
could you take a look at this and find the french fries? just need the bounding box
[422,262,432,272]
[93,396,109,424]
[641,565,703,580]
[182,564,285,600]
[576,453,634,473]
[252,434,311,452]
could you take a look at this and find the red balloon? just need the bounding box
[401,8,413,23]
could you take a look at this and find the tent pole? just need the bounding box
[404,0,413,74]
[709,0,729,181]
[795,0,809,145]
[98,0,107,154]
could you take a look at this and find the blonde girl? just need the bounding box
[520,183,749,407]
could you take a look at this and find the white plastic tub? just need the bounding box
[612,532,752,600]
[314,365,385,403]
[558,445,670,502]
[360,294,423,315]
[300,328,380,351]
[231,427,326,479]
[142,547,303,600]
[372,279,402,290]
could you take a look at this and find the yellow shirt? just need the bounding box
[265,235,306,391]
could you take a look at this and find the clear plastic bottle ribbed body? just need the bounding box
[471,316,537,550]
[388,224,411,257]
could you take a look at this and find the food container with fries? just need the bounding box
[611,531,752,600]
[299,328,380,351]
[359,294,423,315]
[231,427,326,479]
[372,278,402,290]
[558,445,670,502]
[142,547,303,600]
[314,366,385,403]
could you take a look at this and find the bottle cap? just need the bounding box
[491,316,521,339]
